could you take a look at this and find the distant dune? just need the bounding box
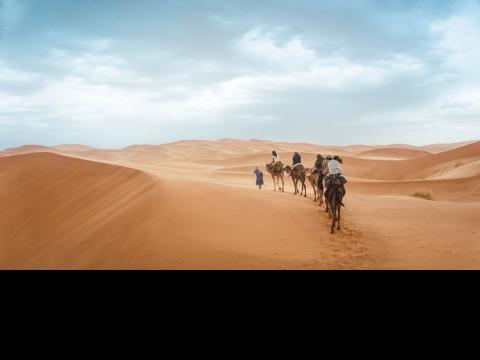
[53,145,95,152]
[1,139,479,269]
[343,141,480,182]
[3,145,53,156]
[358,148,432,160]
[421,140,478,154]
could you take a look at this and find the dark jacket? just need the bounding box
[292,153,302,165]
[314,157,324,169]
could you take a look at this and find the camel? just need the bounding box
[265,162,285,192]
[325,177,345,234]
[284,164,307,197]
[306,168,324,206]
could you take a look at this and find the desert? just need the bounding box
[2,0,480,270]
[1,139,479,269]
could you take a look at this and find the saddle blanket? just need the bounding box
[272,161,284,171]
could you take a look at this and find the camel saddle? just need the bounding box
[273,161,284,171]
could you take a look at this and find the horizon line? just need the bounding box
[2,138,478,153]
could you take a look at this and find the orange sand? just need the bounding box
[1,139,479,269]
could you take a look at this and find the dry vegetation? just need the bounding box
[413,189,434,200]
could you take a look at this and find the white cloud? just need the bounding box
[376,54,426,74]
[2,0,479,149]
[237,27,318,70]
[0,28,432,135]
[431,5,480,82]
[235,27,426,90]
[428,5,480,122]
[437,91,480,119]
[48,49,151,84]
[0,61,37,82]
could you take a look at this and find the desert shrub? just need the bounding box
[413,190,433,201]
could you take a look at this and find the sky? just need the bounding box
[0,0,479,149]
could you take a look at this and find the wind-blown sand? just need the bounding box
[1,139,479,269]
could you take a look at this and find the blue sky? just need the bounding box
[1,0,479,148]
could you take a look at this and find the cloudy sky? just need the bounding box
[0,0,479,148]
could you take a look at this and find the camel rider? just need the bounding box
[271,151,280,164]
[270,151,284,173]
[314,154,324,172]
[314,154,325,187]
[292,152,302,167]
[328,156,343,176]
[325,156,347,205]
[322,156,333,176]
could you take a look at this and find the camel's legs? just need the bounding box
[331,204,336,234]
[337,203,341,231]
[281,175,285,192]
[319,190,324,207]
[325,190,330,213]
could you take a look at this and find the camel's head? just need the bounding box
[284,166,292,174]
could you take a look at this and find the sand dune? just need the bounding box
[348,195,480,269]
[349,175,480,202]
[360,141,477,154]
[0,152,372,269]
[358,148,432,160]
[0,153,157,269]
[433,159,480,180]
[342,141,480,181]
[1,139,479,269]
[53,145,95,152]
[421,140,478,154]
[3,145,54,156]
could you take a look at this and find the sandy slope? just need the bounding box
[0,153,156,269]
[358,148,432,160]
[0,152,373,269]
[341,142,480,181]
[348,195,480,269]
[1,139,479,269]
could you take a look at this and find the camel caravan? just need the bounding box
[262,151,347,234]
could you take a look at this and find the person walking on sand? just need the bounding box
[254,167,265,189]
